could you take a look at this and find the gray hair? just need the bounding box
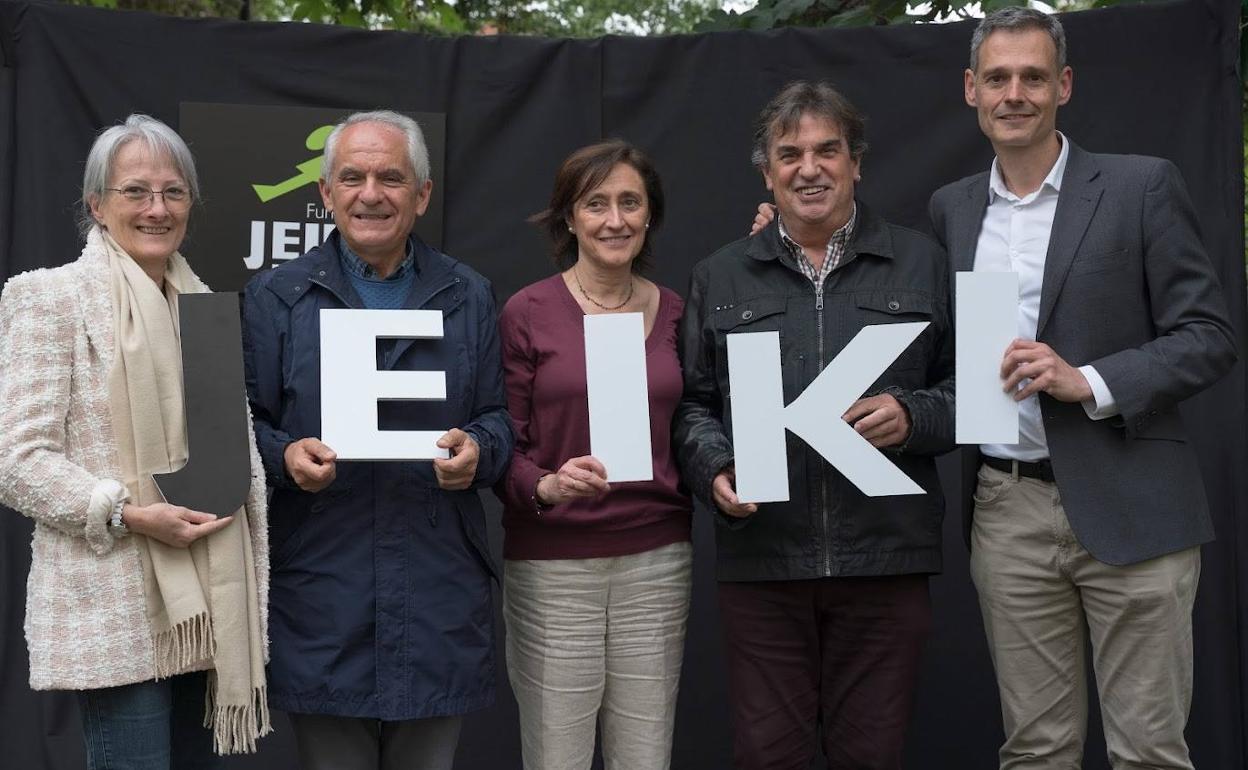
[80,114,200,236]
[970,7,1067,72]
[322,110,430,185]
[750,81,868,169]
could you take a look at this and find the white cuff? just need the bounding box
[1078,365,1119,420]
[85,479,128,555]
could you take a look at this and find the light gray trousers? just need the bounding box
[503,541,692,770]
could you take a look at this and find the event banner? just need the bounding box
[177,103,446,292]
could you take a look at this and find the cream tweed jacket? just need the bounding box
[0,231,269,690]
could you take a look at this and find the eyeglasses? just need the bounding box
[105,185,192,209]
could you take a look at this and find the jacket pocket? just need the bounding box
[711,296,791,395]
[1132,409,1187,442]
[450,493,500,581]
[852,291,934,373]
[1068,248,1129,277]
[854,291,933,320]
[712,296,788,334]
[271,483,353,570]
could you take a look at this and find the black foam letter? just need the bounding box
[153,293,251,517]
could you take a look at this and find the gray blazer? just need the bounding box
[929,141,1237,566]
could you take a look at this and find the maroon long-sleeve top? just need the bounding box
[496,274,692,560]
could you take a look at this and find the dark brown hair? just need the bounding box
[751,81,868,169]
[531,139,665,273]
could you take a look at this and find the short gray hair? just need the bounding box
[80,114,199,236]
[751,81,868,169]
[322,110,430,185]
[970,7,1067,72]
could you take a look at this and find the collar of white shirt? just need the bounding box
[987,131,1071,205]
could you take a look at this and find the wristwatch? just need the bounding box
[107,497,130,537]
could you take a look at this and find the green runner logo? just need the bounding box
[178,102,444,291]
[251,125,335,202]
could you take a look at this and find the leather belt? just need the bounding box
[981,454,1056,483]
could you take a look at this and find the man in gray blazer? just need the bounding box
[927,8,1236,769]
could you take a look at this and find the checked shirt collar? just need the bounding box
[777,202,857,293]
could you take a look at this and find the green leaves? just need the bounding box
[696,0,922,32]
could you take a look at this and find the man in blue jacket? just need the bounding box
[243,110,513,770]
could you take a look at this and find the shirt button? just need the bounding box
[741,310,753,321]
[888,300,900,311]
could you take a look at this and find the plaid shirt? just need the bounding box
[777,202,857,293]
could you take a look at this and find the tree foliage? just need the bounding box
[58,0,717,34]
[73,0,246,17]
[51,0,1248,264]
[55,0,1167,37]
[696,0,1154,32]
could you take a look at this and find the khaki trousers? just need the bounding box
[504,541,692,770]
[970,463,1200,770]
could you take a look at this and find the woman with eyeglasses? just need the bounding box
[0,114,271,768]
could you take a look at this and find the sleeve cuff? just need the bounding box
[85,479,128,555]
[511,462,552,516]
[879,386,915,452]
[463,428,485,480]
[1079,365,1119,420]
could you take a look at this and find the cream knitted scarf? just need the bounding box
[102,229,270,754]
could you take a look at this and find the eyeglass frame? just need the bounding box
[104,185,193,209]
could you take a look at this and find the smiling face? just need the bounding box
[319,121,432,265]
[568,162,649,272]
[965,27,1072,154]
[762,112,860,235]
[89,140,190,268]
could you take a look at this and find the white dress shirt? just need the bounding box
[975,133,1118,462]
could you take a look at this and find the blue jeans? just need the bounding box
[77,670,222,770]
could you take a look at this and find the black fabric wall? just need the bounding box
[0,0,1244,767]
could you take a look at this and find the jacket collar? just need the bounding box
[745,199,894,269]
[267,231,453,310]
[948,138,1103,335]
[948,173,990,273]
[75,228,115,359]
[1036,140,1103,335]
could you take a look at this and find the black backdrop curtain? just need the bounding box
[0,0,1244,767]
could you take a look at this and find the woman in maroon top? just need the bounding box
[496,140,693,770]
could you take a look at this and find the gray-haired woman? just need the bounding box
[0,114,271,768]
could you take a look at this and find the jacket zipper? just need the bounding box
[815,284,831,577]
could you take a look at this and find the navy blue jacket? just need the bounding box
[242,231,513,719]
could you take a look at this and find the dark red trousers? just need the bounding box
[717,575,931,770]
